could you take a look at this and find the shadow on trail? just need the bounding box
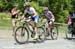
[45,38,52,40]
[28,40,44,44]
[14,40,44,45]
[28,37,54,44]
[14,38,54,45]
[64,37,75,41]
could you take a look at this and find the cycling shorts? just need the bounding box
[11,14,18,19]
[48,18,55,24]
[31,16,39,23]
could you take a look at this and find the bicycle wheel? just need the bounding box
[14,26,29,44]
[51,26,58,40]
[37,27,46,41]
[66,27,73,39]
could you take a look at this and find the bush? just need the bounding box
[31,1,43,17]
[0,12,10,20]
[56,10,69,23]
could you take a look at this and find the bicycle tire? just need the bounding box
[66,27,73,39]
[14,26,29,44]
[37,27,46,41]
[51,26,58,40]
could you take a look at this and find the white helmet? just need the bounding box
[43,7,48,11]
[24,2,30,6]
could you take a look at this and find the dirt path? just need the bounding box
[0,30,75,49]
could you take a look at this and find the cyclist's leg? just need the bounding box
[47,18,55,33]
[31,16,39,39]
[12,19,17,35]
[12,19,15,33]
[72,18,75,35]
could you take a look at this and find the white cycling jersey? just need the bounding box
[24,7,37,17]
[43,11,54,19]
[43,11,55,23]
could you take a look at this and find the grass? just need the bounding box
[58,25,67,33]
[0,18,68,33]
[0,12,12,30]
[0,19,12,30]
[0,12,68,34]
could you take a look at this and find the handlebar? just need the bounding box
[20,17,31,23]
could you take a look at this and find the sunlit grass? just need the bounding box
[0,19,12,30]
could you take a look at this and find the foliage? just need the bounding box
[31,1,43,17]
[0,0,75,23]
[56,10,69,23]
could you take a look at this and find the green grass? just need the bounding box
[0,12,68,33]
[0,19,12,30]
[0,19,68,32]
[58,25,67,33]
[0,12,11,30]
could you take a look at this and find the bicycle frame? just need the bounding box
[22,21,34,33]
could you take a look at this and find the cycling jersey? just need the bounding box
[43,11,55,23]
[24,7,37,17]
[24,7,39,23]
[68,13,75,25]
[43,11,54,19]
[11,8,18,19]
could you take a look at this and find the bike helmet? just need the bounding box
[43,7,49,11]
[24,2,31,7]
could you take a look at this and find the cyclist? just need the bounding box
[11,6,19,36]
[42,7,55,36]
[23,2,39,40]
[67,12,75,27]
[67,12,75,35]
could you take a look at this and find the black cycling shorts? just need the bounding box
[71,18,75,23]
[11,14,18,19]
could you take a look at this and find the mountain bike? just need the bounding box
[66,24,75,39]
[41,19,58,40]
[14,18,45,44]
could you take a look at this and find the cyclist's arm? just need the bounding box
[30,7,37,17]
[21,10,28,19]
[24,9,28,15]
[49,12,55,19]
[16,14,25,21]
